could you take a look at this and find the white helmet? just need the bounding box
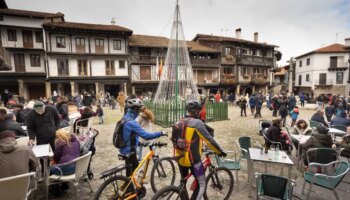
[127,98,144,108]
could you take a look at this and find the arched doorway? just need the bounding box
[243,87,252,97]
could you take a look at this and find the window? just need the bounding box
[113,40,121,50]
[242,49,248,55]
[243,67,248,74]
[336,72,343,84]
[56,37,66,48]
[0,15,3,21]
[30,54,40,67]
[105,60,115,75]
[253,68,259,74]
[299,60,302,67]
[298,75,302,85]
[76,37,85,46]
[223,67,233,74]
[78,60,88,76]
[96,38,104,46]
[57,59,69,76]
[330,56,338,68]
[140,66,151,80]
[225,47,231,55]
[35,31,43,43]
[306,74,310,82]
[7,29,16,41]
[14,54,25,72]
[119,60,125,69]
[306,58,310,66]
[236,48,241,55]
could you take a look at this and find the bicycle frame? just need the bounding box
[119,148,156,200]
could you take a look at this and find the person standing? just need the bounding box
[249,94,256,116]
[96,104,104,124]
[255,95,263,118]
[279,96,288,127]
[56,96,69,122]
[117,91,126,115]
[300,93,305,107]
[316,94,324,111]
[290,106,299,127]
[26,101,60,150]
[228,93,235,106]
[238,96,247,117]
[214,91,221,103]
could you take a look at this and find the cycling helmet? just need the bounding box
[127,98,144,108]
[186,100,202,113]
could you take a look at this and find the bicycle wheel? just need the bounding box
[151,186,187,200]
[94,175,135,200]
[204,166,234,200]
[150,157,176,193]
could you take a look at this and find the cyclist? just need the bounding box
[174,100,226,200]
[120,98,166,176]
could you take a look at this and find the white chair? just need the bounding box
[49,151,93,199]
[0,172,36,200]
[16,136,29,146]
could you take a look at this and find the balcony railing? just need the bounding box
[251,74,269,83]
[314,79,333,86]
[221,74,236,84]
[328,62,348,71]
[221,55,236,64]
[130,55,158,63]
[191,57,220,65]
[240,55,273,66]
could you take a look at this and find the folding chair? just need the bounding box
[0,172,36,200]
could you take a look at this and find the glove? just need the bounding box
[219,152,227,157]
[161,131,168,137]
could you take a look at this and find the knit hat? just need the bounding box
[33,101,44,108]
[0,130,16,139]
[317,126,329,134]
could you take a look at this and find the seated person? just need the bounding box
[292,119,312,153]
[0,130,38,178]
[0,108,27,137]
[310,110,328,127]
[50,129,80,176]
[330,111,350,127]
[73,107,96,133]
[265,118,292,153]
[333,125,350,157]
[302,126,333,167]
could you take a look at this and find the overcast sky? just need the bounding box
[7,0,350,65]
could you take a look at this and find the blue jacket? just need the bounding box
[119,109,162,155]
[290,110,299,120]
[331,116,350,127]
[249,97,256,107]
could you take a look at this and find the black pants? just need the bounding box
[250,106,255,115]
[301,100,305,107]
[241,107,247,116]
[272,108,278,117]
[179,163,205,200]
[255,107,262,118]
[125,151,139,177]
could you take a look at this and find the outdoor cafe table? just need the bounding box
[328,127,346,139]
[291,134,311,170]
[32,144,53,200]
[248,148,294,197]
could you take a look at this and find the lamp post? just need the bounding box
[345,38,350,84]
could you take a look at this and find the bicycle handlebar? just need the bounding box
[139,141,167,148]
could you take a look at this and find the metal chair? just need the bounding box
[0,172,36,200]
[302,160,349,200]
[236,136,262,160]
[214,150,241,188]
[261,129,283,150]
[49,151,93,199]
[309,120,324,128]
[339,148,350,162]
[74,117,95,135]
[255,173,296,200]
[306,148,339,166]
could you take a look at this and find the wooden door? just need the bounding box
[197,70,205,83]
[140,66,151,80]
[330,57,337,68]
[22,30,33,48]
[14,54,25,72]
[319,73,327,85]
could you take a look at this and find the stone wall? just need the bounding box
[314,85,346,96]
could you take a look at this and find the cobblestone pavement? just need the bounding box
[51,105,350,200]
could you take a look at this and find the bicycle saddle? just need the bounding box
[118,152,135,160]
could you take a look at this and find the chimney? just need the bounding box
[254,32,258,43]
[235,28,241,39]
[345,38,350,49]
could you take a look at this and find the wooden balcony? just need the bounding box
[191,57,220,66]
[221,55,236,65]
[221,74,236,84]
[240,55,273,66]
[130,55,157,64]
[328,62,348,71]
[314,79,333,86]
[251,74,269,84]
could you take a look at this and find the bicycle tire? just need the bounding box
[204,166,234,200]
[151,186,187,200]
[94,175,135,200]
[150,157,176,193]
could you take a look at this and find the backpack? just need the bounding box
[112,118,130,148]
[171,118,191,151]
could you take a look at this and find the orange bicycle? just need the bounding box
[94,142,175,200]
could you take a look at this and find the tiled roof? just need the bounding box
[0,8,64,18]
[296,43,348,58]
[274,67,287,76]
[192,34,277,47]
[43,22,132,33]
[129,34,169,48]
[129,34,219,52]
